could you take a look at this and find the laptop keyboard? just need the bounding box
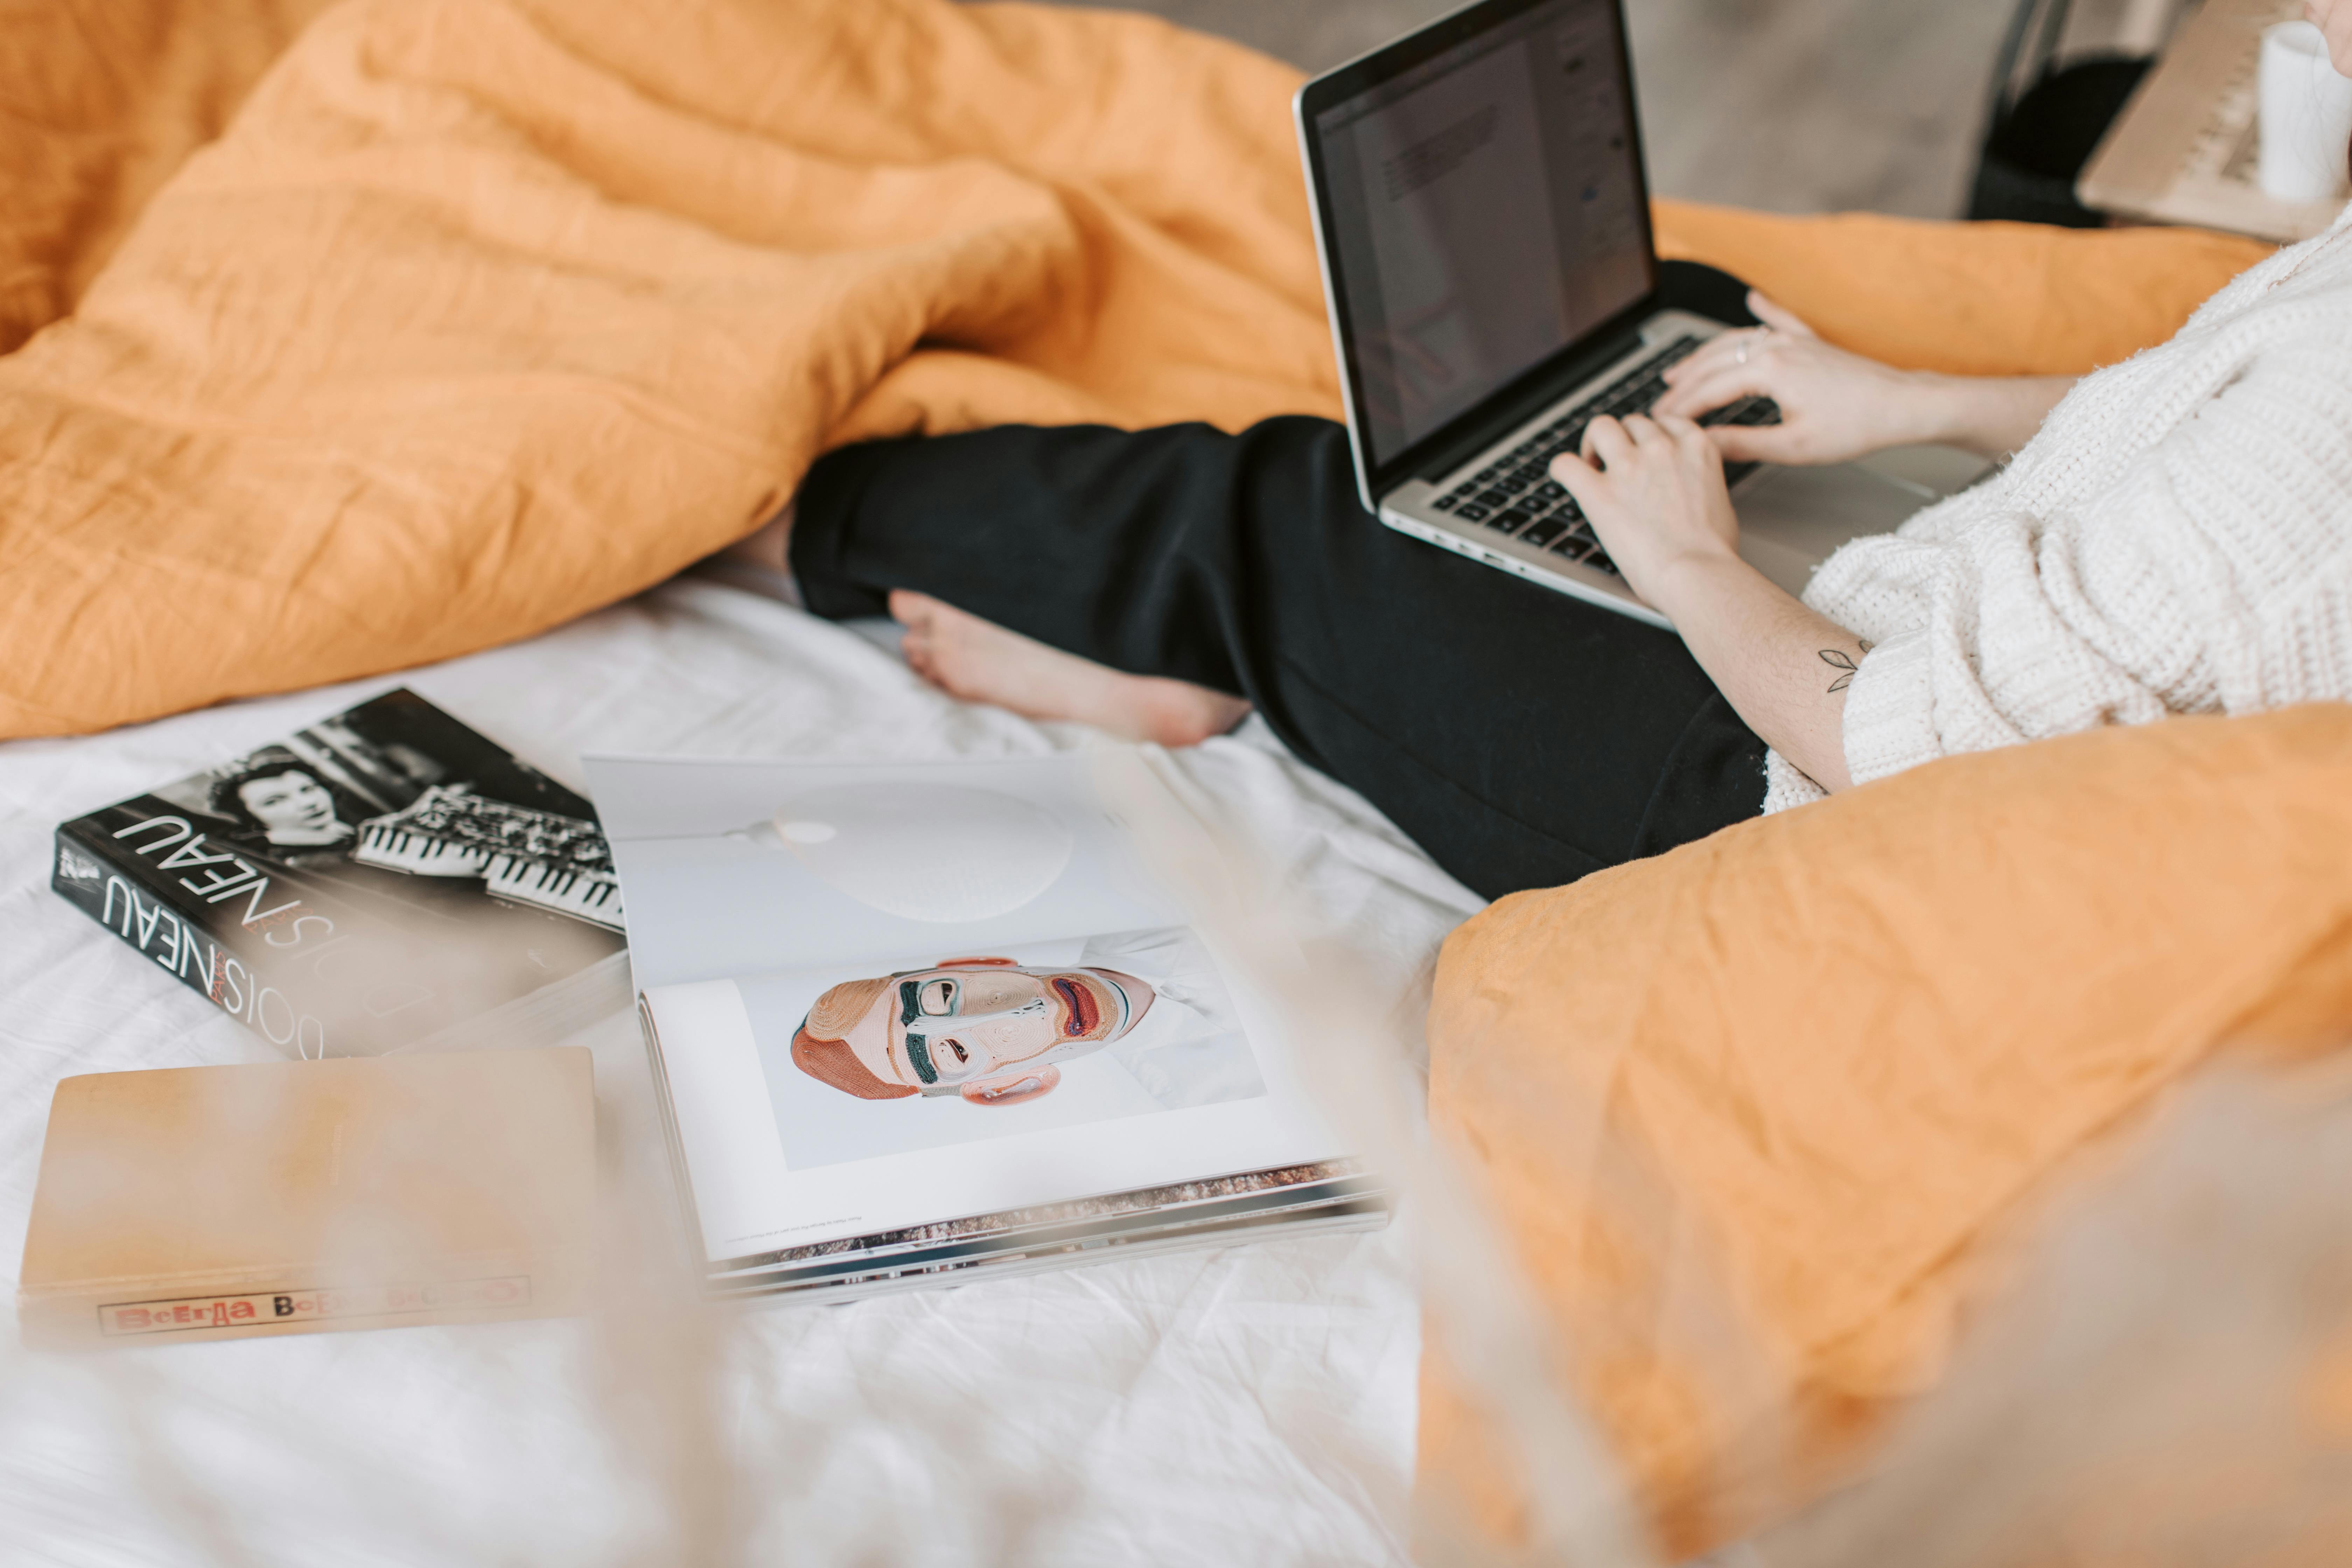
[1426,335,1781,577]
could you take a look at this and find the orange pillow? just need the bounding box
[1419,705,2352,1559]
[1653,200,2274,377]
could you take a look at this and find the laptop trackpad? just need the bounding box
[1733,462,1938,600]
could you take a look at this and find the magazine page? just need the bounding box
[585,752,1345,1262]
[581,753,1176,984]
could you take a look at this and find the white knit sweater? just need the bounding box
[1763,204,2352,812]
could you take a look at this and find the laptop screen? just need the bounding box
[1309,0,1652,472]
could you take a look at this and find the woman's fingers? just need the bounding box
[1747,292,1818,339]
[1621,413,1673,448]
[1543,425,1618,500]
[1703,423,1785,464]
[1655,362,1773,421]
[1548,449,1608,517]
[1661,332,1754,392]
[1653,410,1710,450]
[1580,414,1636,468]
[1658,412,1740,472]
[1556,412,1728,499]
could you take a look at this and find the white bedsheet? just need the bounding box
[0,579,1483,1567]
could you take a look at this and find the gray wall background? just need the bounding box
[1032,0,2190,217]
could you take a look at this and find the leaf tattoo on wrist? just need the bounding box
[1819,639,1873,694]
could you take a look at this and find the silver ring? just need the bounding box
[1734,328,1767,366]
[1734,341,1748,366]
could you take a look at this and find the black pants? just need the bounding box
[790,417,1766,903]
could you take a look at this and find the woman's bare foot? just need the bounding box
[890,590,1252,747]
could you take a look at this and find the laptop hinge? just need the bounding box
[1411,318,1652,485]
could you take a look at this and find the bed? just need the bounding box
[4,0,2325,1559]
[0,576,1486,1566]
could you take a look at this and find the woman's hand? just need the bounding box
[1655,292,2079,464]
[1551,406,1865,795]
[1654,293,1934,467]
[1543,411,1750,621]
[1549,411,1739,610]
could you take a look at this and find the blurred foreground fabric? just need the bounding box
[0,0,2275,740]
[1421,704,2352,1558]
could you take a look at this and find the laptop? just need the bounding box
[1293,0,1986,629]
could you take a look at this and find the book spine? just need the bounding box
[51,818,331,1059]
[18,1264,580,1349]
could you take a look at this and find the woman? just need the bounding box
[769,19,2352,903]
[210,754,367,869]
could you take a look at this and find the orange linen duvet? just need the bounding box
[0,0,1342,738]
[0,0,2273,740]
[1419,705,2352,1558]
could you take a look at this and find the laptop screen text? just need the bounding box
[1314,0,1651,471]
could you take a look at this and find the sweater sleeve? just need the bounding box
[1796,321,2352,795]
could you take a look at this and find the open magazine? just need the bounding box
[582,750,1381,1302]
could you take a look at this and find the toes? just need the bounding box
[899,628,939,681]
[1140,687,1252,748]
[888,588,939,628]
[902,635,972,702]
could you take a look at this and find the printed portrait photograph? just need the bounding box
[139,691,624,936]
[746,926,1266,1170]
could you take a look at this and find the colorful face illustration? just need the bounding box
[237,770,345,844]
[792,958,1156,1106]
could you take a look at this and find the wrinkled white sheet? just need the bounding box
[0,579,1482,1567]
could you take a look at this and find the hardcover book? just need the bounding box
[583,747,1382,1304]
[18,1049,595,1348]
[52,690,630,1059]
